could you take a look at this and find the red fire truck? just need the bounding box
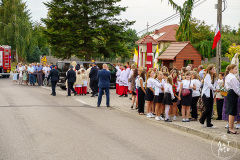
[0,45,11,78]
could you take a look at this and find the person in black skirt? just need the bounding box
[179,71,195,122]
[199,64,219,128]
[138,70,146,115]
[225,64,240,134]
[146,71,156,118]
[162,76,175,122]
[153,71,165,121]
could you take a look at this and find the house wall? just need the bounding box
[174,44,202,70]
[159,42,171,52]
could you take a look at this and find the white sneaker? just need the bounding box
[155,116,160,121]
[159,116,165,121]
[147,113,152,118]
[225,123,229,129]
[173,116,177,121]
[236,123,240,129]
[207,126,217,129]
[182,119,186,122]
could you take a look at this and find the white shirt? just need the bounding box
[216,79,224,99]
[43,67,50,74]
[116,69,121,84]
[18,66,24,77]
[181,79,193,89]
[225,73,240,96]
[126,67,130,79]
[153,78,164,95]
[164,83,175,99]
[147,77,155,88]
[119,69,128,86]
[201,74,220,98]
[116,66,119,71]
[139,77,145,88]
[192,79,202,97]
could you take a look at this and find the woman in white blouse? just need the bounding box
[199,64,219,128]
[191,71,202,121]
[225,64,240,134]
[18,63,24,85]
[179,71,195,122]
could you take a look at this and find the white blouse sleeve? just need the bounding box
[204,74,215,90]
[231,78,240,96]
[214,80,220,90]
[170,85,175,99]
[152,79,162,88]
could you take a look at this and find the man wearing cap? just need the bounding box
[65,66,77,96]
[89,62,99,97]
[47,65,59,96]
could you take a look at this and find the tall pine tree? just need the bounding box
[42,0,134,60]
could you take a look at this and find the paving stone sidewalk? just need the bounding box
[43,86,240,148]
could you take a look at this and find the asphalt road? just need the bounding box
[0,77,239,160]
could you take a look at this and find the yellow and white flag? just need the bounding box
[133,48,138,65]
[154,45,159,68]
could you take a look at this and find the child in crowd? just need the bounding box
[146,71,155,118]
[153,71,165,121]
[12,70,18,84]
[162,76,175,122]
[216,72,224,120]
[22,70,28,85]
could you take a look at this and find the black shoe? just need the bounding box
[165,119,172,122]
[91,95,95,97]
[107,105,110,107]
[119,95,123,97]
[74,93,77,96]
[52,94,56,96]
[97,105,100,107]
[67,95,71,97]
[199,119,204,125]
[95,93,98,96]
[131,106,133,109]
[124,94,128,97]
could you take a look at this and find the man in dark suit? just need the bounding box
[65,66,77,96]
[47,65,59,96]
[97,64,111,107]
[89,62,99,97]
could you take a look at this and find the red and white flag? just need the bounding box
[212,23,221,49]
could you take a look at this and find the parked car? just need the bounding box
[56,61,117,90]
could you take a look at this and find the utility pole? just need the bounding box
[147,22,149,34]
[216,0,222,75]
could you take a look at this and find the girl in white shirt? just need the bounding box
[190,71,202,121]
[153,71,165,121]
[146,71,156,118]
[199,64,219,128]
[171,68,180,121]
[162,76,175,122]
[225,64,240,134]
[138,70,146,115]
[179,71,195,122]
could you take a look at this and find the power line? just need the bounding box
[137,0,207,35]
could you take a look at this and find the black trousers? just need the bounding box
[68,82,76,96]
[200,91,214,127]
[217,99,224,120]
[90,80,98,95]
[138,88,145,113]
[191,96,199,119]
[51,81,57,95]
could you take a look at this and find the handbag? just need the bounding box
[182,80,191,97]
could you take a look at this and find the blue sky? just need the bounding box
[24,0,240,33]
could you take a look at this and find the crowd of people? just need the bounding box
[12,53,240,134]
[115,53,240,134]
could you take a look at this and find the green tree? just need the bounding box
[42,0,135,60]
[0,0,32,61]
